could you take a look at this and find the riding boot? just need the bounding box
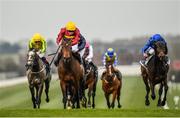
[45,63,50,75]
[54,53,61,67]
[145,55,153,66]
[165,56,170,65]
[73,52,83,65]
[25,63,29,70]
[114,69,122,81]
[89,62,98,79]
[41,57,51,75]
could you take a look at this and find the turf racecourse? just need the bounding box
[0,76,180,117]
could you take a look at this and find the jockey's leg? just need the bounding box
[114,68,122,81]
[165,55,170,65]
[89,61,98,79]
[54,52,62,67]
[145,48,155,66]
[41,57,50,74]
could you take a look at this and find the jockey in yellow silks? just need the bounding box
[27,33,50,73]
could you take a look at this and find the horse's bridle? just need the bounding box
[27,50,46,74]
[104,64,116,83]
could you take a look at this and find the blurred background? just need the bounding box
[0,0,179,110]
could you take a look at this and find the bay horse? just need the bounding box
[26,50,51,108]
[101,63,122,109]
[83,60,98,108]
[140,41,169,107]
[57,38,84,109]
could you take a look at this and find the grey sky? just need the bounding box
[0,0,179,43]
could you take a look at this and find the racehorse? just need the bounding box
[26,50,51,108]
[57,38,84,109]
[101,63,122,109]
[140,41,169,107]
[83,60,98,108]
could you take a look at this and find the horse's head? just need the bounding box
[106,63,115,77]
[61,38,72,63]
[154,41,166,60]
[27,50,38,68]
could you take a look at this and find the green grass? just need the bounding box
[0,76,180,117]
[0,109,179,117]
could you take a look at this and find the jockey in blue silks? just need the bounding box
[102,48,121,81]
[140,34,170,66]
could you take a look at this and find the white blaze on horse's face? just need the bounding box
[27,51,35,65]
[108,65,112,75]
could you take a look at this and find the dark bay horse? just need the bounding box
[101,64,122,109]
[26,50,51,108]
[140,41,169,107]
[57,38,84,109]
[83,60,98,108]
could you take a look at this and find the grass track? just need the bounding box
[0,109,180,117]
[0,76,180,117]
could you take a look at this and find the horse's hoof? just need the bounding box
[157,100,162,107]
[92,104,95,108]
[118,104,122,108]
[161,101,166,106]
[151,95,156,100]
[111,104,115,108]
[46,98,50,103]
[87,104,91,108]
[145,100,150,106]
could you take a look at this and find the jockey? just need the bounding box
[102,48,121,81]
[140,34,170,66]
[54,21,86,66]
[27,33,50,73]
[83,42,98,78]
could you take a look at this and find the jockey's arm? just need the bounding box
[40,39,47,53]
[56,28,65,45]
[142,38,152,54]
[113,54,118,66]
[77,34,86,51]
[28,39,34,51]
[102,55,106,66]
[86,45,93,60]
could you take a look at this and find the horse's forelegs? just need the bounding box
[150,83,156,100]
[111,91,117,109]
[37,84,43,109]
[87,88,92,108]
[157,83,163,107]
[76,87,80,109]
[60,82,67,109]
[117,86,122,108]
[44,79,50,102]
[162,80,169,106]
[143,78,150,106]
[92,84,97,108]
[105,93,110,109]
[29,85,36,108]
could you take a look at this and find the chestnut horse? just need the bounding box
[57,38,84,109]
[101,64,122,109]
[26,50,51,108]
[140,41,169,107]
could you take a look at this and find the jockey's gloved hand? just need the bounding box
[143,53,148,58]
[36,51,40,55]
[72,45,79,52]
